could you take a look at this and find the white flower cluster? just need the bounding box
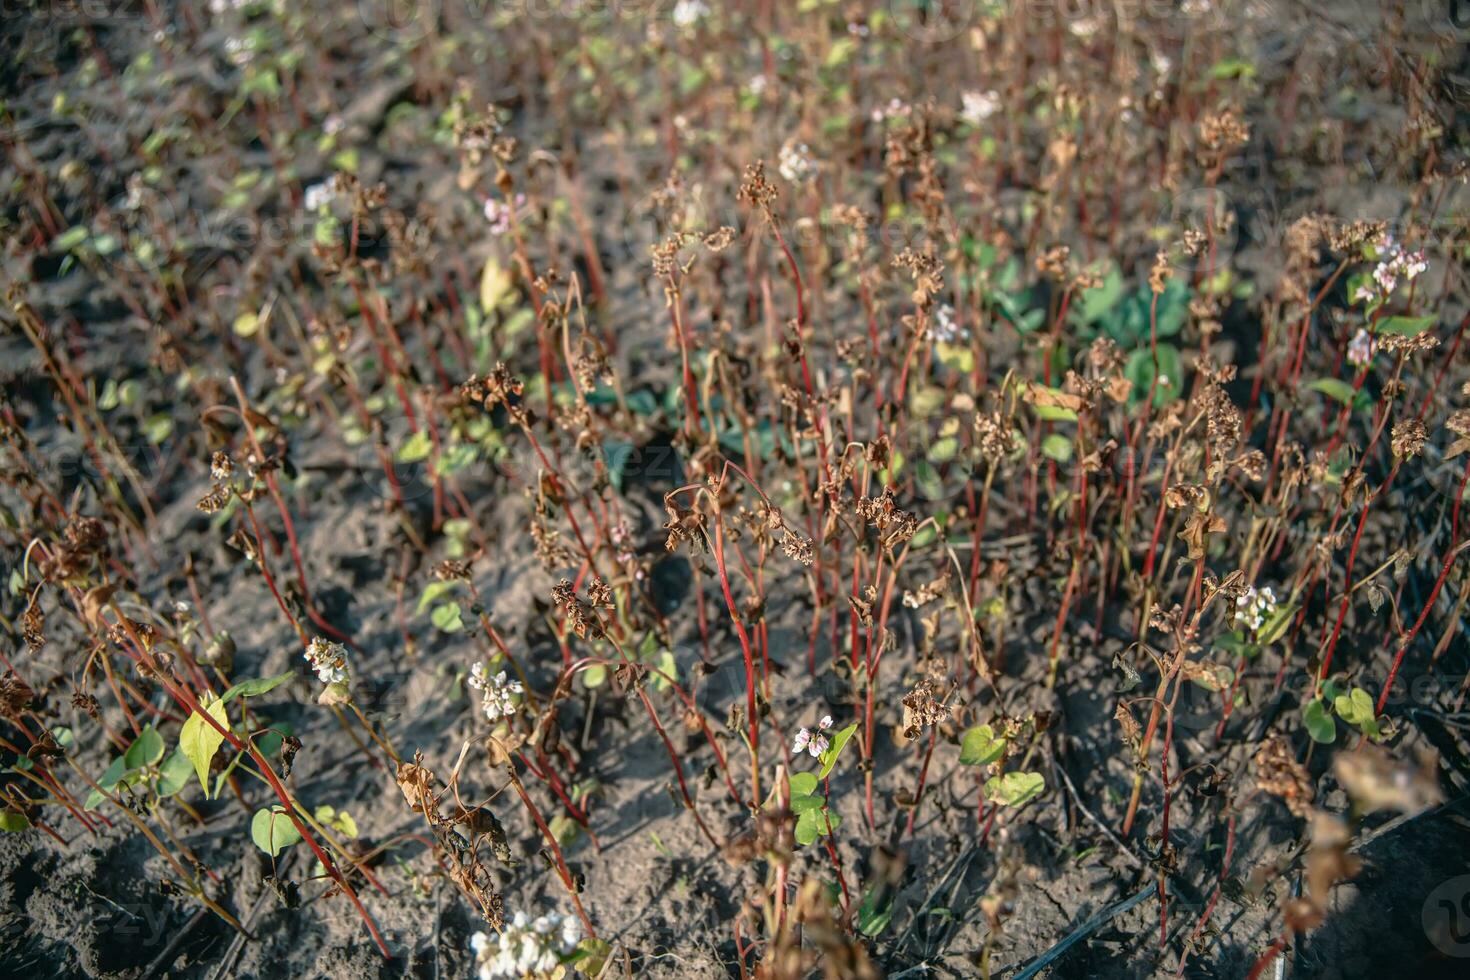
[1235,585,1278,632]
[470,911,581,979]
[870,98,912,123]
[928,304,966,343]
[792,714,833,758]
[304,182,336,212]
[778,141,815,183]
[1355,234,1427,303]
[1347,328,1376,368]
[304,637,348,685]
[960,90,1001,126]
[671,0,709,28]
[223,35,252,67]
[468,661,523,722]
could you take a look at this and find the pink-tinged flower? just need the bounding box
[483,194,525,236]
[1347,328,1376,367]
[792,715,833,757]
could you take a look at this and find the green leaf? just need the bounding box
[568,938,613,976]
[824,36,858,68]
[396,430,432,463]
[1334,687,1381,738]
[180,696,230,796]
[0,812,30,832]
[1027,387,1078,422]
[479,257,513,312]
[251,806,302,856]
[143,413,174,445]
[1377,315,1436,336]
[430,601,463,633]
[157,749,194,797]
[582,664,607,689]
[53,226,89,252]
[1040,433,1073,463]
[927,437,959,463]
[857,885,894,937]
[437,442,478,475]
[625,390,658,416]
[649,649,678,693]
[794,806,841,846]
[124,725,165,769]
[1256,602,1297,646]
[816,723,859,780]
[788,772,819,798]
[1125,344,1182,407]
[1307,377,1357,405]
[935,342,974,373]
[1076,265,1125,324]
[959,724,1005,767]
[221,671,294,704]
[417,580,458,614]
[791,794,827,814]
[1153,279,1190,337]
[984,771,1046,808]
[85,756,144,810]
[1303,698,1337,744]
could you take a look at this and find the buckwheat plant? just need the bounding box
[468,661,524,722]
[470,910,582,979]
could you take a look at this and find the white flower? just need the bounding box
[471,909,582,980]
[323,114,343,136]
[778,141,814,183]
[1372,258,1398,295]
[928,304,966,343]
[1364,234,1427,299]
[960,90,1001,126]
[671,0,709,28]
[304,182,335,212]
[747,74,768,97]
[223,35,252,66]
[1070,16,1100,38]
[1235,585,1278,632]
[871,97,911,124]
[1151,51,1173,75]
[792,714,833,758]
[469,662,523,722]
[304,637,348,685]
[1347,328,1376,367]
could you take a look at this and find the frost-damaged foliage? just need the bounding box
[1,1,1468,977]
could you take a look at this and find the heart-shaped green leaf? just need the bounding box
[959,724,1005,767]
[251,805,302,856]
[180,696,230,796]
[984,770,1045,808]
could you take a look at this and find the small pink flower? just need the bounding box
[1347,328,1375,367]
[792,715,834,758]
